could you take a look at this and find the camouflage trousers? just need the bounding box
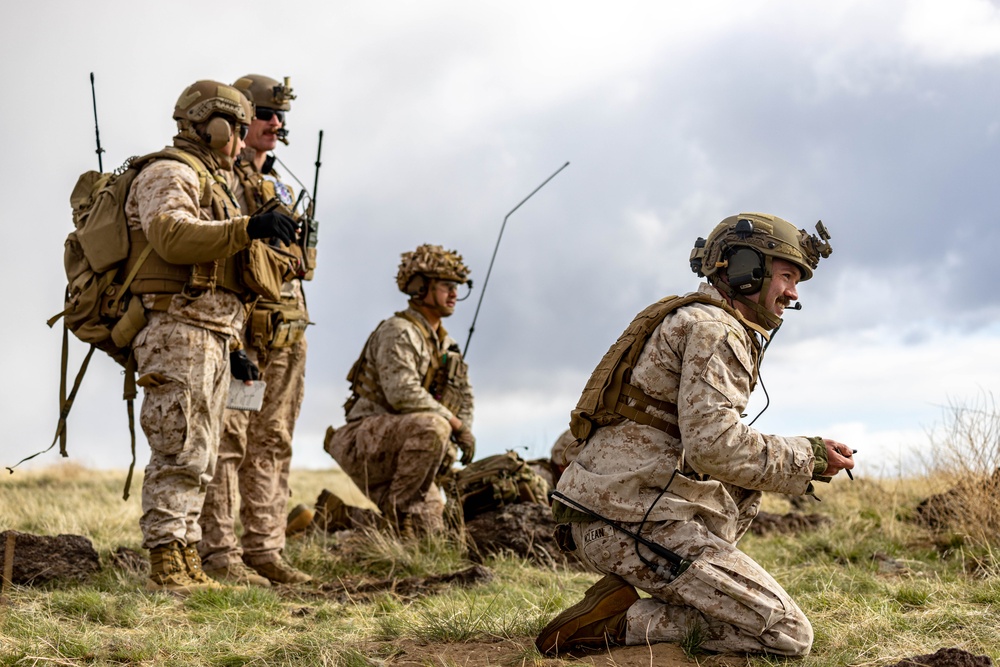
[133,314,230,550]
[571,517,813,656]
[325,412,455,532]
[199,338,307,569]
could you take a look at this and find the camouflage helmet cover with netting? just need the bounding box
[232,74,296,111]
[173,80,253,125]
[690,212,832,282]
[396,244,471,294]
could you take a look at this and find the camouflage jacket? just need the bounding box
[556,283,822,544]
[125,158,249,340]
[345,307,474,428]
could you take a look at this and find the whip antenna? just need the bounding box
[463,161,569,357]
[90,73,104,171]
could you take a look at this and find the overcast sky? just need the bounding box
[2,0,999,483]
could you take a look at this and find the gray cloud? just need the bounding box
[3,0,999,476]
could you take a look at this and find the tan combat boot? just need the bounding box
[203,560,271,587]
[180,544,224,589]
[535,573,639,655]
[285,504,315,537]
[249,557,313,585]
[146,542,201,594]
[312,489,351,533]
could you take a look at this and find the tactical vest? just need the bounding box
[234,158,313,280]
[123,149,247,302]
[569,293,755,444]
[344,310,469,416]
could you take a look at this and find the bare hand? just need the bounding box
[821,439,855,477]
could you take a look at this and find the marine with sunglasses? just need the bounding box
[125,80,297,593]
[198,75,315,587]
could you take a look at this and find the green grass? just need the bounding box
[1,465,999,665]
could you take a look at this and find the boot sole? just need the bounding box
[535,573,639,654]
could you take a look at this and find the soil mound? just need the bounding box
[0,530,101,584]
[889,647,994,667]
[465,502,580,567]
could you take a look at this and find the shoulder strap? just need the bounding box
[135,148,213,209]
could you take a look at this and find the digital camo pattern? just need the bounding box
[199,163,309,569]
[558,283,816,544]
[571,517,812,656]
[555,283,820,655]
[125,158,247,339]
[346,307,474,427]
[133,313,230,549]
[199,338,307,569]
[325,411,454,532]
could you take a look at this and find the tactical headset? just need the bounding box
[200,116,248,150]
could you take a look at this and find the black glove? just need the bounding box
[230,350,260,382]
[455,428,476,466]
[246,210,296,245]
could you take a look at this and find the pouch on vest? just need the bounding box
[239,240,295,302]
[249,300,309,352]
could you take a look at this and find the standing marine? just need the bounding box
[127,80,297,593]
[322,244,476,534]
[537,213,854,655]
[198,74,315,586]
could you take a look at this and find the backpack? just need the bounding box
[6,150,213,498]
[451,451,550,521]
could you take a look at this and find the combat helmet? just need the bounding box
[233,75,295,145]
[396,244,471,297]
[173,80,253,162]
[689,212,832,329]
[232,74,295,111]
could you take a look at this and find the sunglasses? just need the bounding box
[256,108,285,123]
[238,124,249,140]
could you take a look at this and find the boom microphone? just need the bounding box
[789,302,802,310]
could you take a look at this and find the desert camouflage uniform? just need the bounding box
[325,307,473,531]
[125,158,249,550]
[555,283,823,656]
[199,156,309,571]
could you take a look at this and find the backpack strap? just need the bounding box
[134,148,213,209]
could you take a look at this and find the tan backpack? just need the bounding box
[7,150,213,497]
[450,451,550,521]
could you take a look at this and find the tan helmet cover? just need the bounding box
[174,80,253,125]
[232,74,296,111]
[396,244,471,294]
[691,212,832,282]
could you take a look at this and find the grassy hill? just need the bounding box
[1,464,998,666]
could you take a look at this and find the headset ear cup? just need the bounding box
[727,248,765,294]
[203,116,232,150]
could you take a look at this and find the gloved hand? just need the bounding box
[454,427,476,466]
[230,349,260,382]
[246,210,296,245]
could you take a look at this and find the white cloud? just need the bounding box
[901,0,1000,64]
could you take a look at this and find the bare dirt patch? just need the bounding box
[381,637,747,666]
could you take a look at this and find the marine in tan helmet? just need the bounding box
[197,74,314,588]
[536,213,854,656]
[126,80,297,594]
[316,244,476,536]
